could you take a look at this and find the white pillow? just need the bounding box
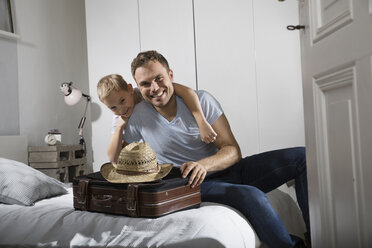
[0,157,68,206]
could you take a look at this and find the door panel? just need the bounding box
[355,55,372,247]
[313,64,361,246]
[312,0,353,43]
[328,98,359,247]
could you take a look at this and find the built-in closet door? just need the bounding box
[138,0,197,89]
[86,0,141,171]
[252,1,304,152]
[194,0,259,156]
[194,0,304,156]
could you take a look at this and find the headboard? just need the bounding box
[0,136,28,164]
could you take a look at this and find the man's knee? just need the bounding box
[293,147,306,173]
[295,146,306,160]
[284,147,306,173]
[287,146,306,160]
[228,186,269,206]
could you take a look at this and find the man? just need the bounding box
[119,50,309,248]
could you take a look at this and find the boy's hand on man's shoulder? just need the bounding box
[180,161,207,188]
[200,121,217,144]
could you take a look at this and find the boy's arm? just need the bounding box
[107,116,128,163]
[173,83,217,143]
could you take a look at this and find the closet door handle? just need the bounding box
[287,25,305,31]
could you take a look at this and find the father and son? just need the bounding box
[97,50,310,248]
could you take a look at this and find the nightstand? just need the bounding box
[28,144,88,182]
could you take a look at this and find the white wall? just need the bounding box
[0,36,19,135]
[11,0,92,167]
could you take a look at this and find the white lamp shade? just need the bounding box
[64,87,83,106]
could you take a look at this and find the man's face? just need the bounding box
[134,60,174,108]
[102,85,136,118]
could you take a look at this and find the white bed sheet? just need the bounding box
[0,187,305,248]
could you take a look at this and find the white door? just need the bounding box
[299,0,372,247]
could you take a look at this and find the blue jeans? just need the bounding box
[201,147,309,248]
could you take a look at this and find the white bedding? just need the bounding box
[0,186,306,248]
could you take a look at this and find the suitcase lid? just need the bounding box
[73,167,190,192]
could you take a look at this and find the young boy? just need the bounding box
[97,73,217,163]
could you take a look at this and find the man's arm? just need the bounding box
[180,113,242,187]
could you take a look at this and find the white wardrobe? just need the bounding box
[86,0,305,171]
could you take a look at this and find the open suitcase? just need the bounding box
[73,167,201,217]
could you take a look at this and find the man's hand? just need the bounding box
[180,162,207,188]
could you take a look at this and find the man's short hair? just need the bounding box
[131,50,170,78]
[97,74,128,101]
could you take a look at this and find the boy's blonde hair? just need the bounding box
[97,74,128,101]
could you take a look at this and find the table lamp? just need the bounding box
[60,82,91,153]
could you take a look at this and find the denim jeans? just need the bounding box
[201,147,309,248]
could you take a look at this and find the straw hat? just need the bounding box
[100,142,172,183]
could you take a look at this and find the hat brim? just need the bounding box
[100,162,173,183]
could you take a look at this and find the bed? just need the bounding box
[0,136,306,247]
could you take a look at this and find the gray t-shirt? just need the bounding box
[112,90,223,167]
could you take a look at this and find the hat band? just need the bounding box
[115,164,160,175]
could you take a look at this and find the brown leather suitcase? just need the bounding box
[73,167,201,217]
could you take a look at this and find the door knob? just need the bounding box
[287,25,305,30]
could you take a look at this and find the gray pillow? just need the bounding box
[0,157,68,206]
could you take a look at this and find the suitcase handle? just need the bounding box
[92,194,113,208]
[126,184,139,217]
[76,178,90,210]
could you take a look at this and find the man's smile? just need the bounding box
[150,90,165,99]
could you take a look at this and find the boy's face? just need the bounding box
[102,85,136,118]
[134,60,174,108]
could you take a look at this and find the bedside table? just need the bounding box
[28,144,88,183]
